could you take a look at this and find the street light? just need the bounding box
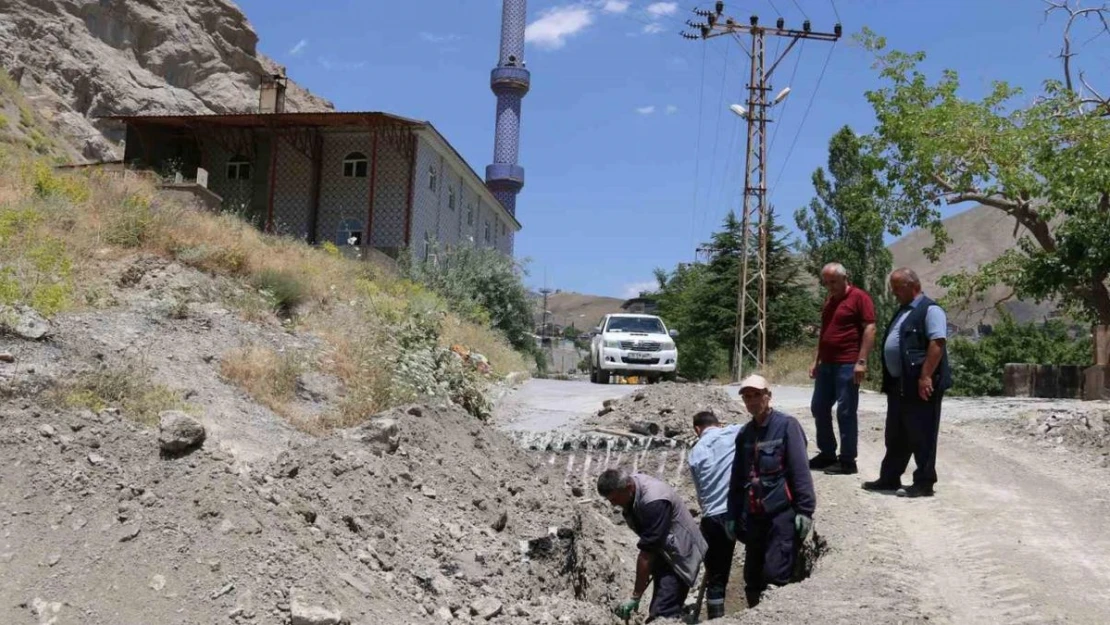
[729,103,748,119]
[772,86,791,105]
[728,86,791,120]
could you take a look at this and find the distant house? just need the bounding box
[105,109,521,260]
[621,297,658,315]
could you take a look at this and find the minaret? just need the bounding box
[485,0,529,216]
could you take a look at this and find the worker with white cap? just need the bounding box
[727,374,816,608]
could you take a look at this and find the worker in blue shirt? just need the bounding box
[687,411,744,619]
[863,267,952,498]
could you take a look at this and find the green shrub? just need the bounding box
[400,240,535,355]
[948,315,1090,396]
[252,268,307,316]
[58,366,189,426]
[104,193,155,247]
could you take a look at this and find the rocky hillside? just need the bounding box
[0,0,332,161]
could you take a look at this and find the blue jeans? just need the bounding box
[810,363,859,462]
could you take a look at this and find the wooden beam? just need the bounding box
[265,133,279,233]
[404,133,417,247]
[366,128,379,251]
[307,130,323,244]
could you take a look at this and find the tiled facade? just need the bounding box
[128,122,521,259]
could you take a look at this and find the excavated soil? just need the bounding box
[585,383,746,443]
[0,401,633,624]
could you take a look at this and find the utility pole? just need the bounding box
[683,3,840,382]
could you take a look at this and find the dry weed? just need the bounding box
[52,366,189,427]
[761,344,817,387]
[219,345,302,417]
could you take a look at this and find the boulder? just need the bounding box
[0,305,51,340]
[290,598,342,625]
[158,411,206,453]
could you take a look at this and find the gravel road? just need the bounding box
[494,379,1110,624]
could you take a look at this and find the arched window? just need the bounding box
[466,204,474,226]
[343,152,368,178]
[428,165,438,191]
[448,187,456,211]
[337,218,364,246]
[227,155,251,181]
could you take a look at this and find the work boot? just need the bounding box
[861,479,901,492]
[808,453,837,470]
[745,590,762,608]
[824,460,858,475]
[896,484,935,498]
[706,602,725,619]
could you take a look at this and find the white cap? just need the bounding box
[739,374,770,392]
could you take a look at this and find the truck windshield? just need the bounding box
[606,317,666,334]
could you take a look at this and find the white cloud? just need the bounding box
[318,57,366,71]
[525,5,595,50]
[642,23,665,34]
[601,0,631,13]
[636,105,656,115]
[622,281,658,298]
[420,32,461,44]
[289,39,308,56]
[665,104,678,114]
[645,2,678,17]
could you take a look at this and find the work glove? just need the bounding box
[794,513,813,541]
[613,597,640,619]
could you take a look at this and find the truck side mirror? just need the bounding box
[591,326,602,336]
[669,329,679,338]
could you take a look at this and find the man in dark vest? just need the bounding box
[727,374,816,608]
[597,468,708,622]
[863,267,952,498]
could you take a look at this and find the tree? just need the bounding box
[856,2,1110,364]
[794,125,893,299]
[650,208,818,379]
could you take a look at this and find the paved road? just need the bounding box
[492,378,643,433]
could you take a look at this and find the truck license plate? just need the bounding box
[626,352,654,361]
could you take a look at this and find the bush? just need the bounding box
[948,315,1090,396]
[400,241,535,355]
[55,366,189,426]
[252,268,307,317]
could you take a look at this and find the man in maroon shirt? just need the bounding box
[809,262,877,475]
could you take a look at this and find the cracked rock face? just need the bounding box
[0,0,333,161]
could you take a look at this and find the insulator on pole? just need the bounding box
[834,23,842,37]
[776,17,784,29]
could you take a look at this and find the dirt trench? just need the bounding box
[497,379,1110,625]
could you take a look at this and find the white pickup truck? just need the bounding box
[588,313,678,384]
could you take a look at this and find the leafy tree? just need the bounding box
[856,4,1110,363]
[949,315,1090,396]
[400,242,535,354]
[794,125,893,299]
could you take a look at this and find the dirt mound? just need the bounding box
[1014,407,1110,466]
[586,382,746,442]
[0,401,624,624]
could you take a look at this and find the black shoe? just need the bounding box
[861,479,901,492]
[896,484,935,498]
[808,454,837,470]
[824,461,858,475]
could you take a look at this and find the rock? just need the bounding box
[351,417,400,455]
[491,511,508,533]
[38,424,56,438]
[47,553,61,567]
[470,597,503,620]
[158,411,206,453]
[0,305,51,340]
[0,352,13,363]
[150,574,167,591]
[290,598,343,625]
[87,452,105,466]
[408,406,424,417]
[119,524,141,542]
[421,485,437,499]
[436,606,453,621]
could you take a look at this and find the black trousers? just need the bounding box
[742,508,797,605]
[879,388,944,487]
[647,557,690,620]
[699,514,736,618]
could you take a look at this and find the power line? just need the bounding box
[789,0,809,19]
[768,39,805,155]
[770,42,836,199]
[701,42,731,237]
[829,0,842,23]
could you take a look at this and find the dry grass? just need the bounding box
[760,344,817,387]
[219,345,303,418]
[52,366,190,427]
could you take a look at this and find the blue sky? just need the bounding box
[237,0,1109,298]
